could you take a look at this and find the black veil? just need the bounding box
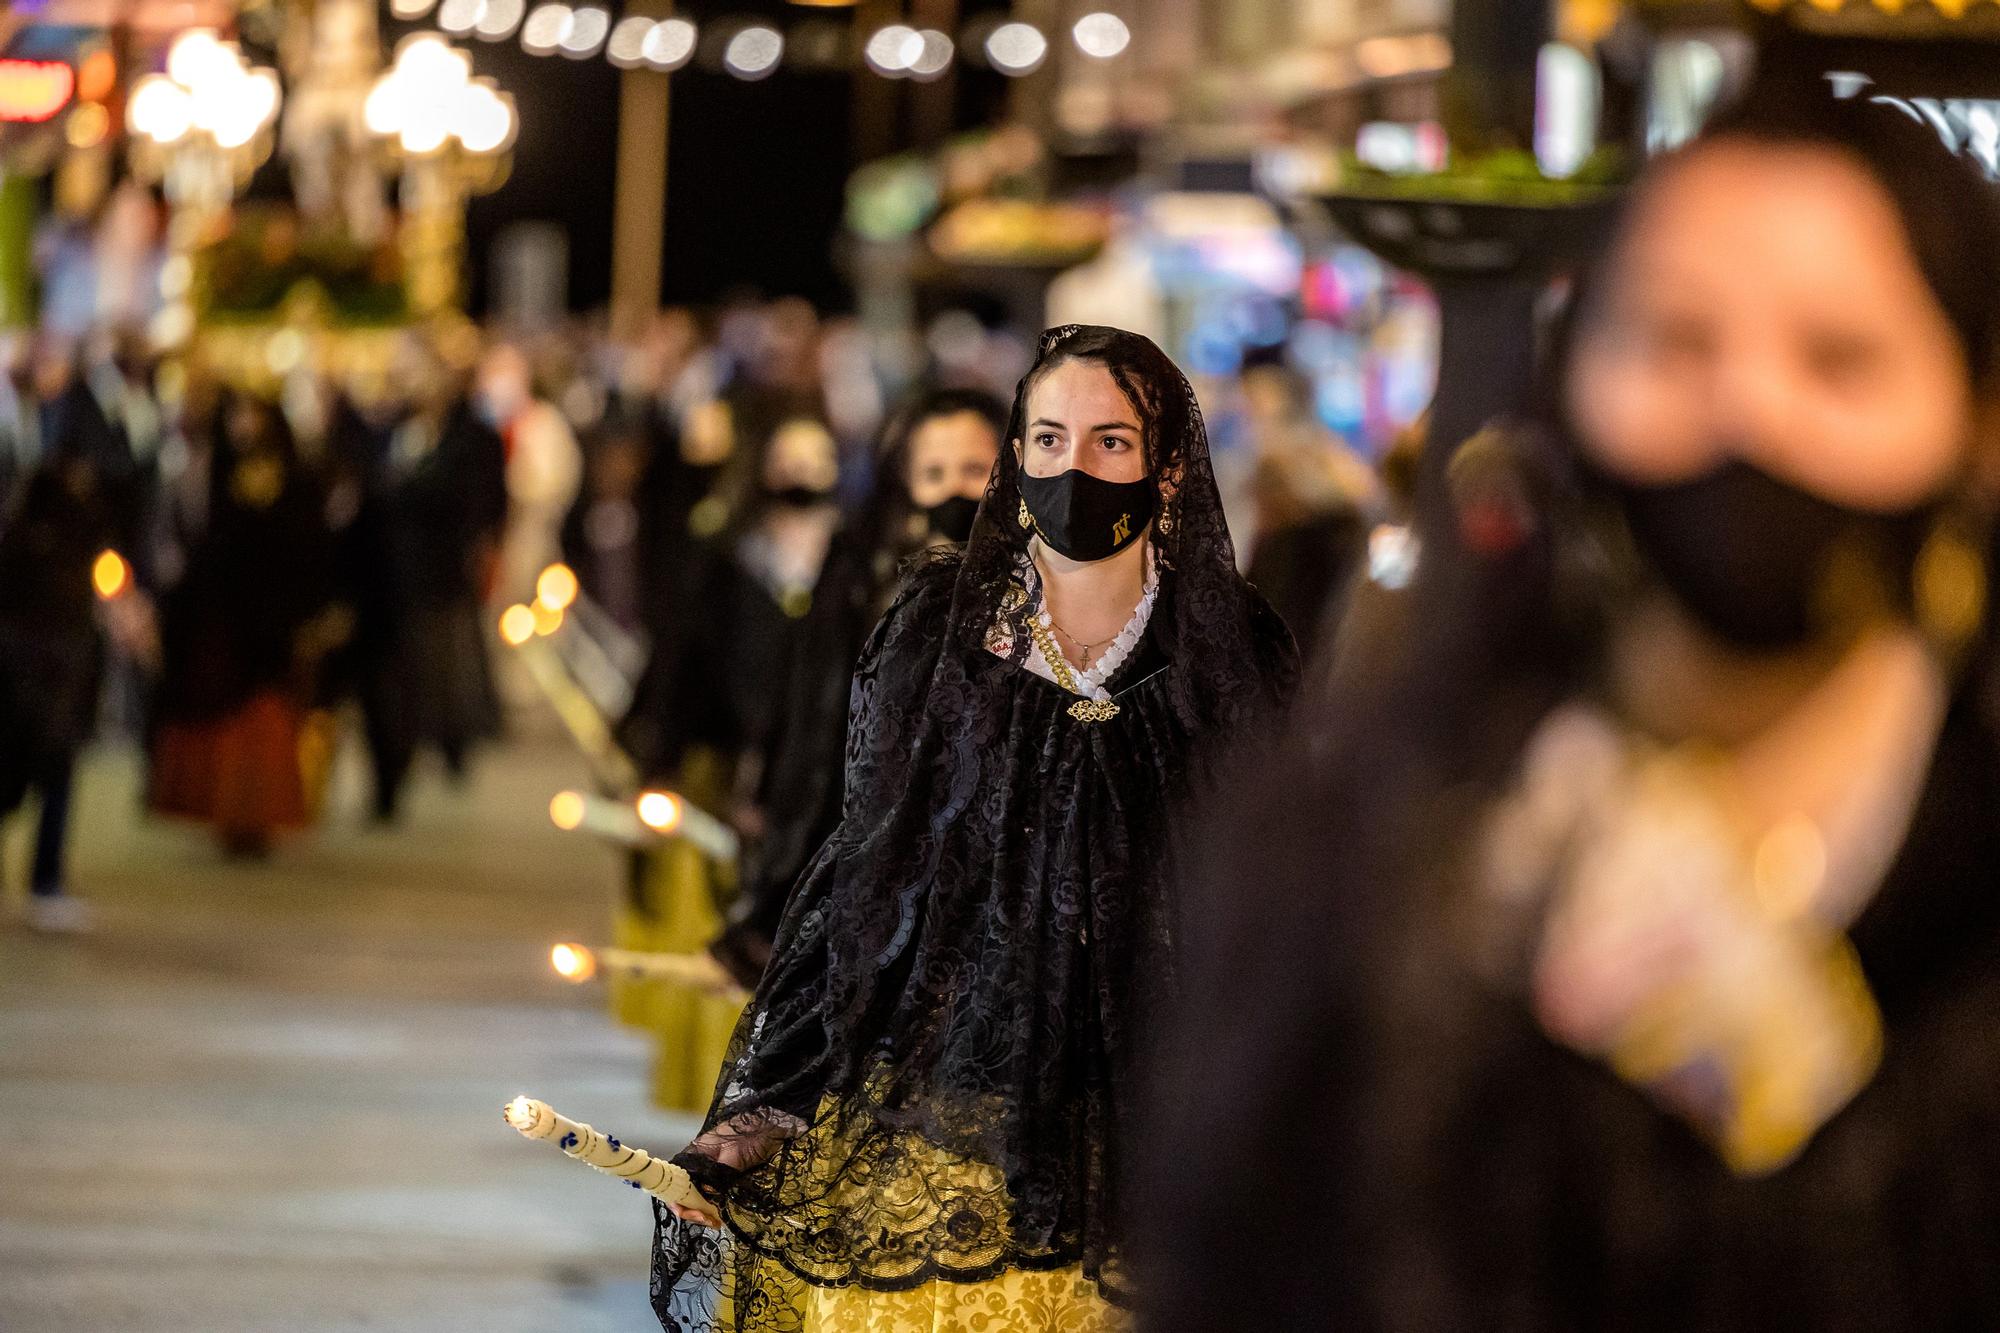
[652,324,1294,1331]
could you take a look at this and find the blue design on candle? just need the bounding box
[560,1132,579,1150]
[629,1180,642,1189]
[608,1136,621,1149]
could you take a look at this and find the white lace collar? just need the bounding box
[1014,543,1159,701]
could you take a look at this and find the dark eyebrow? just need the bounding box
[1028,417,1139,434]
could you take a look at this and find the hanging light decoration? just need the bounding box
[520,3,572,55]
[723,25,783,79]
[864,24,924,76]
[643,17,698,70]
[607,16,653,68]
[908,29,952,80]
[1072,12,1130,59]
[475,0,528,41]
[985,21,1048,76]
[561,6,612,59]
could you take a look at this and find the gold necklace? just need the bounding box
[1047,614,1112,668]
[1028,613,1120,723]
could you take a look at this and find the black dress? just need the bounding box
[651,324,1298,1332]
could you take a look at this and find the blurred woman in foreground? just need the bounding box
[1145,97,2000,1330]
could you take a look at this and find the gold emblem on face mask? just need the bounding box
[1111,512,1131,544]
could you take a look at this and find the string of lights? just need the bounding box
[386,0,1128,82]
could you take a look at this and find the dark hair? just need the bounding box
[1013,326,1167,472]
[850,385,1008,553]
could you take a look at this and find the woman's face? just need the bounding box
[1018,358,1147,484]
[1567,140,1976,513]
[906,411,1000,508]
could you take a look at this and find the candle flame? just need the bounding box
[549,791,586,831]
[504,1095,539,1131]
[636,791,682,833]
[550,942,597,982]
[531,602,564,637]
[499,603,536,646]
[536,563,580,613]
[92,549,130,600]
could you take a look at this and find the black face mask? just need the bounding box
[924,495,980,543]
[1018,468,1153,562]
[1609,458,1935,653]
[767,484,833,509]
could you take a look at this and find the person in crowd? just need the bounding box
[148,393,335,856]
[709,386,1007,990]
[477,340,583,608]
[620,411,843,794]
[1243,442,1373,663]
[0,343,140,932]
[563,408,652,631]
[353,336,506,821]
[1141,96,2000,1331]
[651,325,1296,1332]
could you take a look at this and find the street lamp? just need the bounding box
[125,28,284,345]
[363,34,517,314]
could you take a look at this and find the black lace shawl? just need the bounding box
[651,326,1297,1331]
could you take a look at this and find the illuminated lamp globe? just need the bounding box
[454,81,514,153]
[127,75,193,143]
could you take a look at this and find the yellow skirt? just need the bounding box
[801,1266,1124,1332]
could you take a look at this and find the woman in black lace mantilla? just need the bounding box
[651,325,1296,1331]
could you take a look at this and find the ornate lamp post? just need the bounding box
[125,28,284,344]
[363,34,516,315]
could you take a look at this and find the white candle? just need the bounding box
[502,1096,715,1215]
[549,943,747,999]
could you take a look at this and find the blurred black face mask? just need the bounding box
[924,495,980,543]
[1610,459,1934,653]
[1018,468,1153,562]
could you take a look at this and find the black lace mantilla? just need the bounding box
[651,326,1297,1331]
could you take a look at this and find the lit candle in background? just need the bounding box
[635,789,739,861]
[544,789,740,860]
[536,562,579,613]
[502,1095,716,1217]
[548,941,744,998]
[92,549,131,600]
[546,790,648,843]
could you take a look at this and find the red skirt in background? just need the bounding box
[149,691,311,837]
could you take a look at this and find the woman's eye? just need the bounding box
[1036,433,1060,448]
[1100,436,1130,452]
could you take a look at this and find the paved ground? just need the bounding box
[0,725,698,1332]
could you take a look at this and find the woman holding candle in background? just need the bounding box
[651,325,1296,1331]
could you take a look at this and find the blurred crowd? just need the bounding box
[0,295,1390,934]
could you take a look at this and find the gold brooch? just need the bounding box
[1067,699,1120,723]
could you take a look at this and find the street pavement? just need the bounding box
[0,730,698,1332]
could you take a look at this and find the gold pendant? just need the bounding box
[1067,699,1120,724]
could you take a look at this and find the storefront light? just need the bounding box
[1072,12,1129,60]
[985,22,1047,76]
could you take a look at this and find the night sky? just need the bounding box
[412,1,1015,315]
